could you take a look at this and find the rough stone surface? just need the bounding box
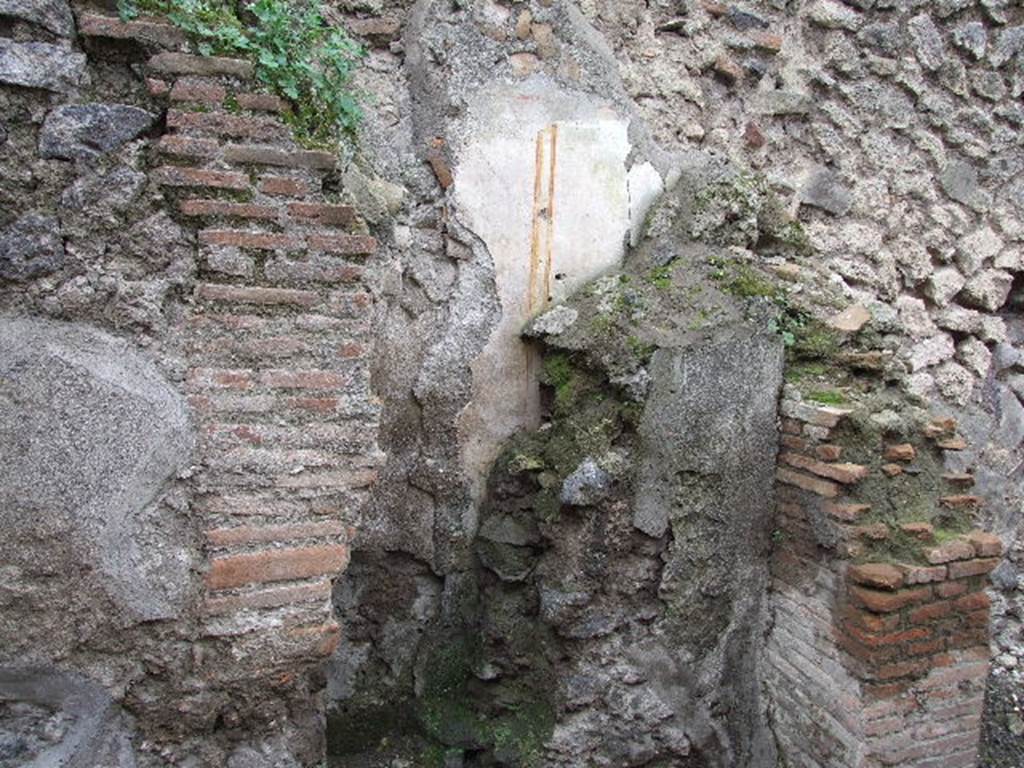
[0,668,138,768]
[908,14,947,71]
[0,39,86,92]
[560,457,611,506]
[0,213,65,281]
[799,166,853,216]
[962,269,1013,311]
[39,104,157,161]
[0,0,1022,764]
[953,21,988,59]
[0,0,74,36]
[940,161,991,211]
[925,267,966,307]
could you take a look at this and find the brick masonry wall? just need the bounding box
[766,396,1001,768]
[78,9,384,751]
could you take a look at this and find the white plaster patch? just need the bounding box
[453,78,654,500]
[628,161,664,246]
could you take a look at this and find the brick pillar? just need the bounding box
[158,50,381,709]
[766,398,999,768]
[78,11,383,757]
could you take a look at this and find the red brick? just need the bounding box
[815,444,843,461]
[900,521,935,542]
[170,79,226,105]
[924,539,975,565]
[199,229,303,251]
[205,520,345,547]
[882,463,904,477]
[214,424,264,446]
[206,544,348,589]
[714,54,743,84]
[899,563,947,585]
[946,627,989,648]
[863,680,913,702]
[878,731,980,764]
[79,12,186,47]
[865,715,905,738]
[847,625,930,648]
[943,472,975,487]
[780,451,869,484]
[851,522,890,541]
[196,283,319,307]
[258,175,314,197]
[775,467,839,498]
[954,592,990,612]
[153,166,249,190]
[287,202,357,226]
[158,134,220,159]
[779,434,804,451]
[260,369,348,389]
[864,697,919,721]
[937,436,968,450]
[940,495,983,510]
[287,620,342,656]
[187,367,253,390]
[308,233,378,256]
[908,600,954,625]
[840,605,901,633]
[749,30,782,52]
[167,109,288,141]
[289,397,339,413]
[836,632,894,665]
[326,291,372,318]
[825,502,870,521]
[851,585,931,614]
[963,609,991,629]
[907,637,945,657]
[966,530,1002,557]
[236,92,288,112]
[146,77,169,96]
[936,581,968,599]
[336,342,364,360]
[743,121,765,149]
[427,146,453,189]
[149,52,254,78]
[781,419,802,435]
[224,144,336,170]
[182,200,278,220]
[849,563,905,591]
[203,579,332,615]
[871,658,931,681]
[884,443,917,462]
[348,16,402,44]
[948,558,1000,580]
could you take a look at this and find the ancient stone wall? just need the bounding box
[327,0,1023,764]
[1,0,1022,766]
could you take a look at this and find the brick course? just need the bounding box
[766,397,1000,767]
[97,27,388,742]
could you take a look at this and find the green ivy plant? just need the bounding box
[118,0,364,147]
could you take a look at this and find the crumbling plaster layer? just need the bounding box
[453,77,663,503]
[0,316,195,630]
